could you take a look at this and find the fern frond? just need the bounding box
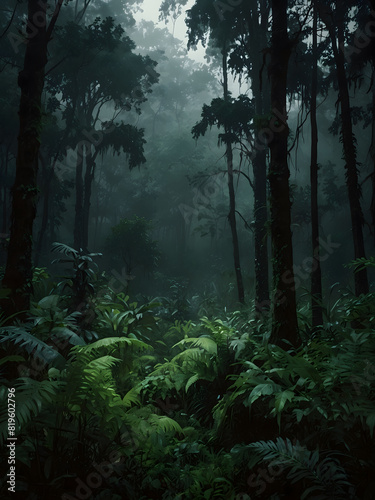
[173,337,218,355]
[346,256,375,271]
[185,373,200,392]
[148,414,183,434]
[0,378,64,444]
[79,336,150,354]
[84,355,122,374]
[0,327,65,368]
[172,347,209,363]
[245,438,352,499]
[123,387,141,407]
[52,327,86,346]
[51,241,79,257]
[0,355,25,367]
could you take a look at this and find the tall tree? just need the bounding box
[268,0,300,347]
[245,2,271,313]
[320,2,369,296]
[222,42,245,304]
[0,0,63,318]
[46,17,157,251]
[185,0,266,306]
[168,0,272,310]
[310,0,323,327]
[191,90,254,304]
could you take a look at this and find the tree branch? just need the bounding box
[233,169,254,190]
[235,210,252,231]
[46,0,64,42]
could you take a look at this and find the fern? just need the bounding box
[0,378,64,443]
[123,406,183,438]
[173,337,218,355]
[51,241,79,257]
[81,336,150,354]
[346,256,375,271]
[0,326,66,369]
[238,438,352,499]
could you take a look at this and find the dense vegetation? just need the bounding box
[1,0,375,498]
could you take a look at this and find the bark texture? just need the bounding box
[322,5,369,296]
[310,0,323,327]
[268,0,300,347]
[1,0,48,317]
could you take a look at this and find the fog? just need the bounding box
[1,2,375,497]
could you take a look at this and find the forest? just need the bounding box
[0,0,375,498]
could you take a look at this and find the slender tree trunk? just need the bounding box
[223,48,245,304]
[1,145,11,234]
[35,151,52,266]
[252,129,270,312]
[268,0,300,347]
[366,3,375,246]
[227,141,245,304]
[74,147,84,250]
[310,1,323,327]
[0,0,48,317]
[323,5,369,295]
[82,157,92,252]
[82,151,97,252]
[251,5,270,312]
[0,154,4,232]
[371,85,375,247]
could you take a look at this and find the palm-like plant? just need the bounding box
[51,241,102,315]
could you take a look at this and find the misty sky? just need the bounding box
[134,0,206,62]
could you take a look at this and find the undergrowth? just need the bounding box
[1,262,375,499]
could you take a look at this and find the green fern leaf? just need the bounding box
[149,414,183,434]
[173,337,218,355]
[123,387,141,407]
[81,337,150,353]
[0,327,65,368]
[186,373,200,392]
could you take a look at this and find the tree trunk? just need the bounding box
[0,0,63,318]
[35,151,52,266]
[0,0,48,317]
[323,5,369,296]
[250,4,270,313]
[371,85,375,247]
[1,145,11,235]
[366,3,375,246]
[227,141,245,304]
[81,151,97,252]
[253,147,270,312]
[310,0,323,327]
[268,0,300,348]
[223,48,245,304]
[74,147,84,250]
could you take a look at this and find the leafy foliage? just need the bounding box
[104,216,159,279]
[52,242,102,312]
[1,273,375,498]
[192,95,254,146]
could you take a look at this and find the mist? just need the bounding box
[1,1,375,498]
